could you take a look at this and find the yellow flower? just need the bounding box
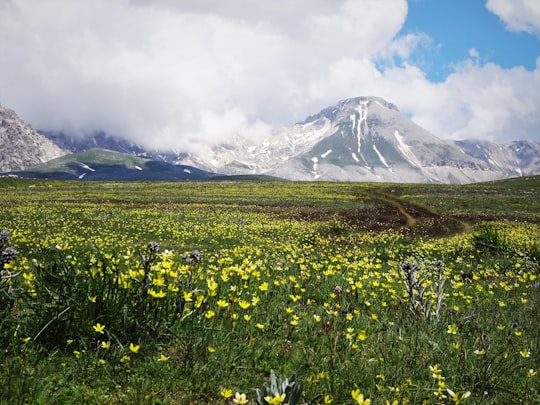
[217,299,229,308]
[256,323,265,330]
[120,355,130,363]
[93,323,106,334]
[205,310,216,319]
[73,350,81,359]
[220,388,233,398]
[98,359,107,365]
[358,330,367,341]
[520,350,531,358]
[527,369,537,378]
[259,282,269,291]
[183,291,193,301]
[101,341,111,349]
[158,354,170,362]
[239,300,250,310]
[88,295,97,303]
[148,288,166,298]
[21,337,31,344]
[447,324,458,334]
[453,342,461,350]
[446,389,471,404]
[473,349,485,356]
[497,324,505,331]
[264,393,286,404]
[351,389,371,404]
[129,343,140,353]
[324,395,333,404]
[233,392,249,404]
[244,314,252,321]
[208,346,216,353]
[370,313,378,320]
[66,339,74,345]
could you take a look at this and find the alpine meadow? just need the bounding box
[0,177,539,404]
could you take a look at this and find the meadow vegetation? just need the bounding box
[0,177,539,404]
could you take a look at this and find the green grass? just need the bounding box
[0,177,538,404]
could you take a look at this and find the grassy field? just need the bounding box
[0,177,539,404]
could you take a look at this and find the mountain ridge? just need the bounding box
[2,96,540,183]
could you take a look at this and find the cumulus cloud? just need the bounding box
[0,0,538,150]
[487,0,540,35]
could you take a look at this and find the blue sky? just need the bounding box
[0,0,539,149]
[402,0,540,81]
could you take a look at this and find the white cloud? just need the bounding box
[487,0,540,35]
[0,0,538,152]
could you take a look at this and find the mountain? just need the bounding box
[7,148,218,181]
[0,104,67,172]
[3,97,540,183]
[174,96,540,183]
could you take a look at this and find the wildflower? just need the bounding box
[244,314,252,321]
[208,346,215,353]
[148,288,166,298]
[205,310,216,319]
[93,323,106,334]
[358,330,367,341]
[88,295,97,303]
[233,392,249,404]
[259,282,269,292]
[515,331,522,337]
[371,313,378,320]
[527,369,537,378]
[101,341,111,349]
[520,350,531,358]
[183,291,193,301]
[66,339,74,345]
[129,343,140,353]
[446,389,471,404]
[158,354,169,362]
[447,324,458,334]
[324,395,333,404]
[256,323,265,330]
[453,342,461,349]
[313,314,321,323]
[239,300,250,310]
[351,389,371,404]
[21,337,31,344]
[497,324,505,331]
[217,299,229,308]
[98,359,107,365]
[473,349,485,356]
[120,355,130,363]
[264,393,286,404]
[220,388,233,399]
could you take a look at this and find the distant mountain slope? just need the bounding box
[0,104,67,172]
[174,96,540,183]
[7,148,218,181]
[4,97,540,183]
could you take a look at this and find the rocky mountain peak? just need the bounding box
[0,103,67,172]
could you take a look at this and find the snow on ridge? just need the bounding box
[183,168,191,174]
[135,166,143,171]
[372,145,389,168]
[352,153,359,162]
[394,130,422,168]
[79,162,95,171]
[321,149,332,158]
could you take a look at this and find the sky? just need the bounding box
[0,0,539,151]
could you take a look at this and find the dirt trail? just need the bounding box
[369,189,472,236]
